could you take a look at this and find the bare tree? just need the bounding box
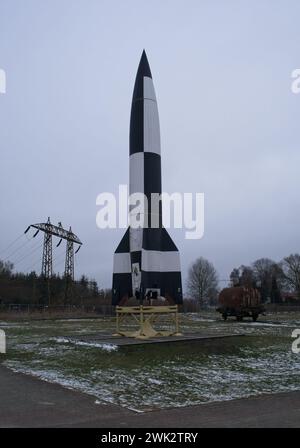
[230,265,256,288]
[252,258,283,303]
[229,260,283,303]
[280,254,300,298]
[229,268,240,286]
[239,265,256,288]
[252,258,274,281]
[186,257,218,307]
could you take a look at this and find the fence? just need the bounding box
[265,303,300,312]
[0,303,114,316]
[0,300,213,316]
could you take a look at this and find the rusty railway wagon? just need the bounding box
[216,286,265,321]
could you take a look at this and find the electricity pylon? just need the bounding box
[25,218,82,305]
[64,227,75,304]
[41,218,53,279]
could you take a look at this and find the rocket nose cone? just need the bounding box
[131,50,153,102]
[137,50,152,79]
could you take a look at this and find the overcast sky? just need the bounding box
[0,0,299,290]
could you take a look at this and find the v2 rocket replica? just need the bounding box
[112,51,182,305]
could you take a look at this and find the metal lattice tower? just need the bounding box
[65,227,74,280]
[25,218,82,305]
[41,218,53,278]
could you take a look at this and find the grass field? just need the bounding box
[0,311,299,412]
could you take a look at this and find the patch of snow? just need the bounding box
[73,340,118,351]
[148,378,163,385]
[51,337,118,351]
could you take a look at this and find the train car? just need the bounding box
[217,286,265,321]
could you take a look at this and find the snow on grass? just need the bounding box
[3,312,300,412]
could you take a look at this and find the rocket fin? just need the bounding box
[160,227,182,303]
[112,228,132,305]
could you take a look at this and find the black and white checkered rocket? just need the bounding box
[112,51,182,305]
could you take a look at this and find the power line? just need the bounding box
[2,236,34,262]
[23,257,42,273]
[0,233,25,257]
[12,237,42,262]
[13,241,44,267]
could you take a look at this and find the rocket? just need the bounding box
[112,51,182,306]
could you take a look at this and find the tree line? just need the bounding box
[186,254,300,307]
[0,259,111,307]
[2,253,300,308]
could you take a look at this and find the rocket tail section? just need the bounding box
[141,227,183,304]
[112,227,183,306]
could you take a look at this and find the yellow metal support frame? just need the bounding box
[113,305,182,339]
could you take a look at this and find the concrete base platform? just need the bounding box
[0,365,299,427]
[69,332,244,347]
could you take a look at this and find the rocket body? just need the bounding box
[112,51,182,305]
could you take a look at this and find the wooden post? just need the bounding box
[116,308,119,333]
[175,305,179,334]
[140,305,143,330]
